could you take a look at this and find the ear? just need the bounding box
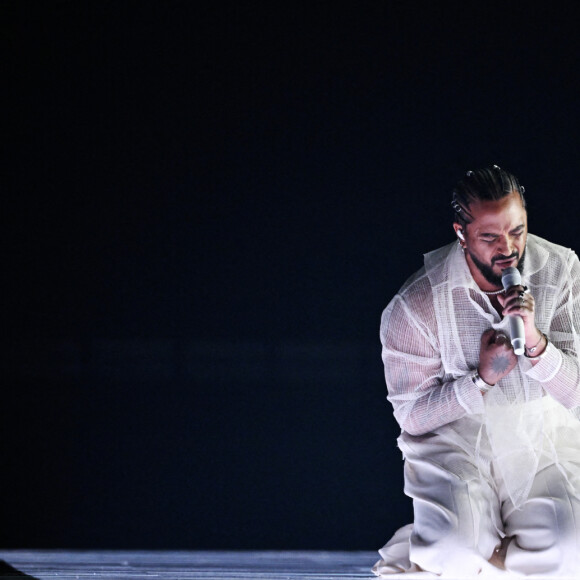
[453,223,465,242]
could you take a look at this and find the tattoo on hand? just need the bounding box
[490,354,511,376]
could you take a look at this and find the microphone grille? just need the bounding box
[501,267,521,290]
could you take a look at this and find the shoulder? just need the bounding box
[527,234,579,281]
[397,266,433,306]
[381,264,436,338]
[528,233,575,258]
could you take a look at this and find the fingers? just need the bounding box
[492,331,513,351]
[498,284,526,307]
[481,328,497,346]
[501,285,534,316]
[481,329,512,349]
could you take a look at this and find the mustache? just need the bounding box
[492,252,519,265]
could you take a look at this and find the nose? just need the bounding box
[497,234,514,257]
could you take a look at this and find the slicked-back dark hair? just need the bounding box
[451,165,526,228]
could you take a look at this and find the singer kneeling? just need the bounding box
[374,165,580,577]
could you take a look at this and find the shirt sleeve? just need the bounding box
[381,292,485,436]
[525,250,580,409]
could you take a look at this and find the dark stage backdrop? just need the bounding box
[5,1,580,549]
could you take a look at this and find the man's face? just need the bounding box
[453,191,528,289]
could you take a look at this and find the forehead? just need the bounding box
[467,191,527,232]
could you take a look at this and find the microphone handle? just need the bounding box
[508,315,525,355]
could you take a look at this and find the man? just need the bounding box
[373,166,580,577]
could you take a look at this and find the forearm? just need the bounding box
[526,250,580,408]
[525,341,580,408]
[389,372,484,436]
[381,292,485,436]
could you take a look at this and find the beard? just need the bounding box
[467,247,526,288]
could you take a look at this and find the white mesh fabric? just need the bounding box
[380,234,580,507]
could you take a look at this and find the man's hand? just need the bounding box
[498,284,542,347]
[478,328,518,386]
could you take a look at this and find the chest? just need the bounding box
[488,295,503,317]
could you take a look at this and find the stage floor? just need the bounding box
[0,550,377,579]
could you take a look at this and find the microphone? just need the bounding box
[501,267,525,355]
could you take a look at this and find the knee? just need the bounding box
[505,524,579,575]
[505,497,580,574]
[506,538,567,575]
[408,487,498,575]
[409,524,489,576]
[410,542,489,575]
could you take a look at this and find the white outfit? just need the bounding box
[374,234,580,577]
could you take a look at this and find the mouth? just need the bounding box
[493,255,518,269]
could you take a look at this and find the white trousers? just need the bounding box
[374,432,580,577]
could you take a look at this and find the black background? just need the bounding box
[5,1,580,549]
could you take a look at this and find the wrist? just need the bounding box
[525,332,549,359]
[525,329,543,351]
[472,369,495,392]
